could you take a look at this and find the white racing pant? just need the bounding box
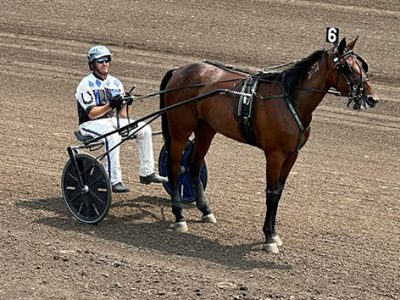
[79,117,155,185]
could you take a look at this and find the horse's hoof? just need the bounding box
[263,242,279,254]
[272,234,283,246]
[202,213,217,223]
[174,221,188,233]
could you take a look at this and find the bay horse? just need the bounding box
[159,37,379,253]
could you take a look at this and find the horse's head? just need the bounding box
[328,37,380,109]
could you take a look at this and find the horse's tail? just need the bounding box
[160,68,176,148]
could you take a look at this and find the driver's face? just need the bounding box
[94,56,110,76]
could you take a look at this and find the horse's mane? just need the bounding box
[256,49,326,98]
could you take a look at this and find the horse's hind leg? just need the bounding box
[169,137,191,232]
[190,121,217,223]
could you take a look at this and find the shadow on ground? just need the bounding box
[17,195,291,271]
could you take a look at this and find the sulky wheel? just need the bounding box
[158,140,208,203]
[61,153,111,224]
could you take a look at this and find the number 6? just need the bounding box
[326,27,339,44]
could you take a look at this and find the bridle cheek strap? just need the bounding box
[334,54,367,104]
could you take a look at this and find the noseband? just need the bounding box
[333,50,369,106]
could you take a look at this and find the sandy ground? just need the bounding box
[0,1,399,299]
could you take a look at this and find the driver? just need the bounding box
[75,45,167,193]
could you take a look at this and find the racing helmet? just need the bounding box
[87,45,112,70]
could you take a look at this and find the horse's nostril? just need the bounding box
[370,96,379,102]
[367,96,379,108]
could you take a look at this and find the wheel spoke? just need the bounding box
[69,191,83,203]
[89,174,106,186]
[77,201,84,214]
[92,203,100,216]
[66,172,79,184]
[90,165,95,176]
[80,159,94,180]
[89,190,106,205]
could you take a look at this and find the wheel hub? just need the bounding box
[82,185,89,193]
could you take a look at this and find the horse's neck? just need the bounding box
[293,61,331,126]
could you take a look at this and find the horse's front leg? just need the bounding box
[263,151,299,253]
[264,184,284,253]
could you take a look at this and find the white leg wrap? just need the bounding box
[174,221,188,233]
[272,234,283,246]
[202,213,217,223]
[263,242,279,254]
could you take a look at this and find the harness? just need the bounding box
[202,60,264,147]
[204,59,252,75]
[333,50,370,109]
[234,74,306,151]
[281,75,306,151]
[236,77,259,146]
[233,49,368,150]
[203,59,307,150]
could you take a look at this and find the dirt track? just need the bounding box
[0,1,399,299]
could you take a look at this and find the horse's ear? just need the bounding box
[347,36,359,50]
[337,38,347,54]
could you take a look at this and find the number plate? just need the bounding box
[326,27,339,44]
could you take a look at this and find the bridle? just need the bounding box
[332,49,370,106]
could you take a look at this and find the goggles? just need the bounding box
[95,56,111,64]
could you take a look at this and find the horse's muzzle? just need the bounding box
[363,92,379,108]
[348,89,379,110]
[350,79,380,110]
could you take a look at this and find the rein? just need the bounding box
[115,52,365,153]
[86,88,244,145]
[255,77,343,99]
[131,77,246,103]
[130,58,345,105]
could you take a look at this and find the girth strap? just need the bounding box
[236,77,259,146]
